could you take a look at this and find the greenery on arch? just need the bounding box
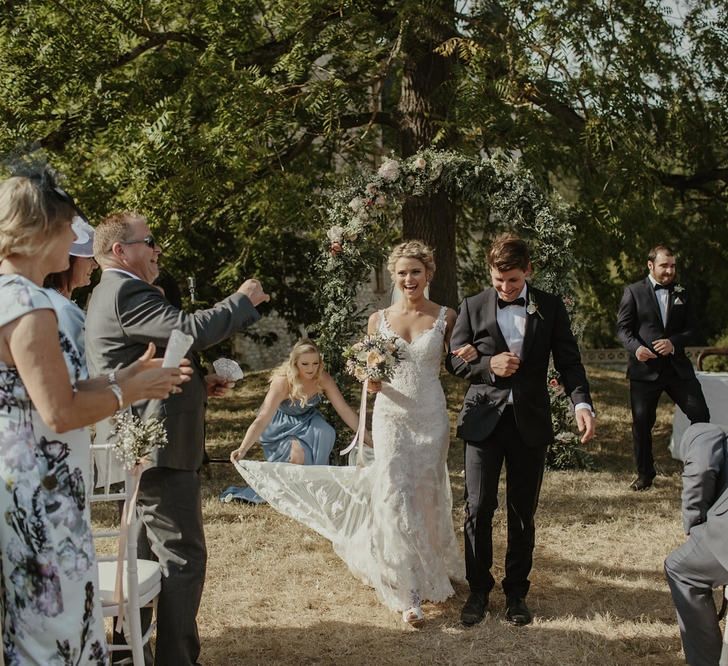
[314,148,593,470]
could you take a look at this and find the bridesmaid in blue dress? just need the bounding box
[230,339,371,502]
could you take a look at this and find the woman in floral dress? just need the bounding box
[0,173,189,665]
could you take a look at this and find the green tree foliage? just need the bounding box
[1,1,726,342]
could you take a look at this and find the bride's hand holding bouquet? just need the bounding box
[343,333,401,393]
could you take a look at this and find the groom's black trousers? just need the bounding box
[464,406,546,599]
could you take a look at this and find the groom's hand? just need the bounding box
[490,352,520,377]
[576,408,596,444]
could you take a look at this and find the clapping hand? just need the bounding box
[121,343,193,399]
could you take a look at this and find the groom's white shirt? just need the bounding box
[493,282,591,414]
[495,284,527,404]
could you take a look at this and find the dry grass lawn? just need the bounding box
[104,365,713,665]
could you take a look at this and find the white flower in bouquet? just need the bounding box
[365,182,378,196]
[377,159,400,182]
[343,333,403,383]
[112,412,167,471]
[414,156,427,170]
[374,194,387,208]
[348,196,365,212]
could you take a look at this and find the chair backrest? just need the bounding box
[89,442,160,666]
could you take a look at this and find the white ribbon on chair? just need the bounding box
[339,378,368,466]
[113,462,145,634]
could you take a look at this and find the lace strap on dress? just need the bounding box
[377,309,390,335]
[433,306,448,334]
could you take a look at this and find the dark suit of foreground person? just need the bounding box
[617,244,709,490]
[85,211,268,666]
[446,234,595,627]
[665,423,728,666]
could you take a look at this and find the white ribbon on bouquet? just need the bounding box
[339,378,368,467]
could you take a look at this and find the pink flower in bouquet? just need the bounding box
[414,157,427,170]
[377,159,400,182]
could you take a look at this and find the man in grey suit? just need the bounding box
[665,423,728,666]
[86,211,269,666]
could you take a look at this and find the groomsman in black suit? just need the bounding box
[616,244,709,491]
[446,234,595,627]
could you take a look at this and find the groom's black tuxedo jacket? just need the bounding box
[445,285,592,447]
[616,277,698,382]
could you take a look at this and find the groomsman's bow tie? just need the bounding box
[497,297,526,308]
[654,283,674,292]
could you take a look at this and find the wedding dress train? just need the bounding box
[235,307,463,611]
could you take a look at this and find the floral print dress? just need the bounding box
[0,275,107,665]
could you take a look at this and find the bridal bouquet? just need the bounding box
[343,333,402,383]
[111,412,167,470]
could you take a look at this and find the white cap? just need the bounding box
[69,216,95,257]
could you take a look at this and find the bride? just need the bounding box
[232,240,463,626]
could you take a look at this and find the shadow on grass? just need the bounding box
[199,616,683,665]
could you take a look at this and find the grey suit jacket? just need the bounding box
[85,270,260,471]
[445,285,592,447]
[674,423,728,536]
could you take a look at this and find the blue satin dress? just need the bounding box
[233,394,335,503]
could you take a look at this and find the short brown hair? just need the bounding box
[386,240,436,279]
[94,211,144,258]
[648,244,674,262]
[0,176,76,260]
[487,233,530,272]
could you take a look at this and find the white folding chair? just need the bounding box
[90,443,161,666]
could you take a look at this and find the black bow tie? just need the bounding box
[654,283,674,292]
[498,297,526,309]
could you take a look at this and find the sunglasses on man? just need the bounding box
[119,235,157,249]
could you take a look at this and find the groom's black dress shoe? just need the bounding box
[461,591,488,626]
[629,475,654,491]
[505,596,532,626]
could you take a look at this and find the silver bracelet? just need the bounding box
[107,370,117,385]
[108,382,124,410]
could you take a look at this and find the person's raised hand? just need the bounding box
[237,279,270,307]
[120,342,193,391]
[490,352,520,377]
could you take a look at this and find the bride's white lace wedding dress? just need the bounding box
[234,307,463,611]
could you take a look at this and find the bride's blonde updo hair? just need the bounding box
[272,339,323,406]
[0,176,76,260]
[386,240,436,280]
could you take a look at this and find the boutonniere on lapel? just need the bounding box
[673,284,685,305]
[526,293,544,319]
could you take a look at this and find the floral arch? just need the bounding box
[314,149,591,469]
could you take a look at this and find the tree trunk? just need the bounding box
[397,2,459,308]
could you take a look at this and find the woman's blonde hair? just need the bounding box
[272,339,323,406]
[0,176,76,260]
[386,240,436,280]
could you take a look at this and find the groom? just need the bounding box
[446,234,595,627]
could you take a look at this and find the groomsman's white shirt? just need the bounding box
[648,274,670,326]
